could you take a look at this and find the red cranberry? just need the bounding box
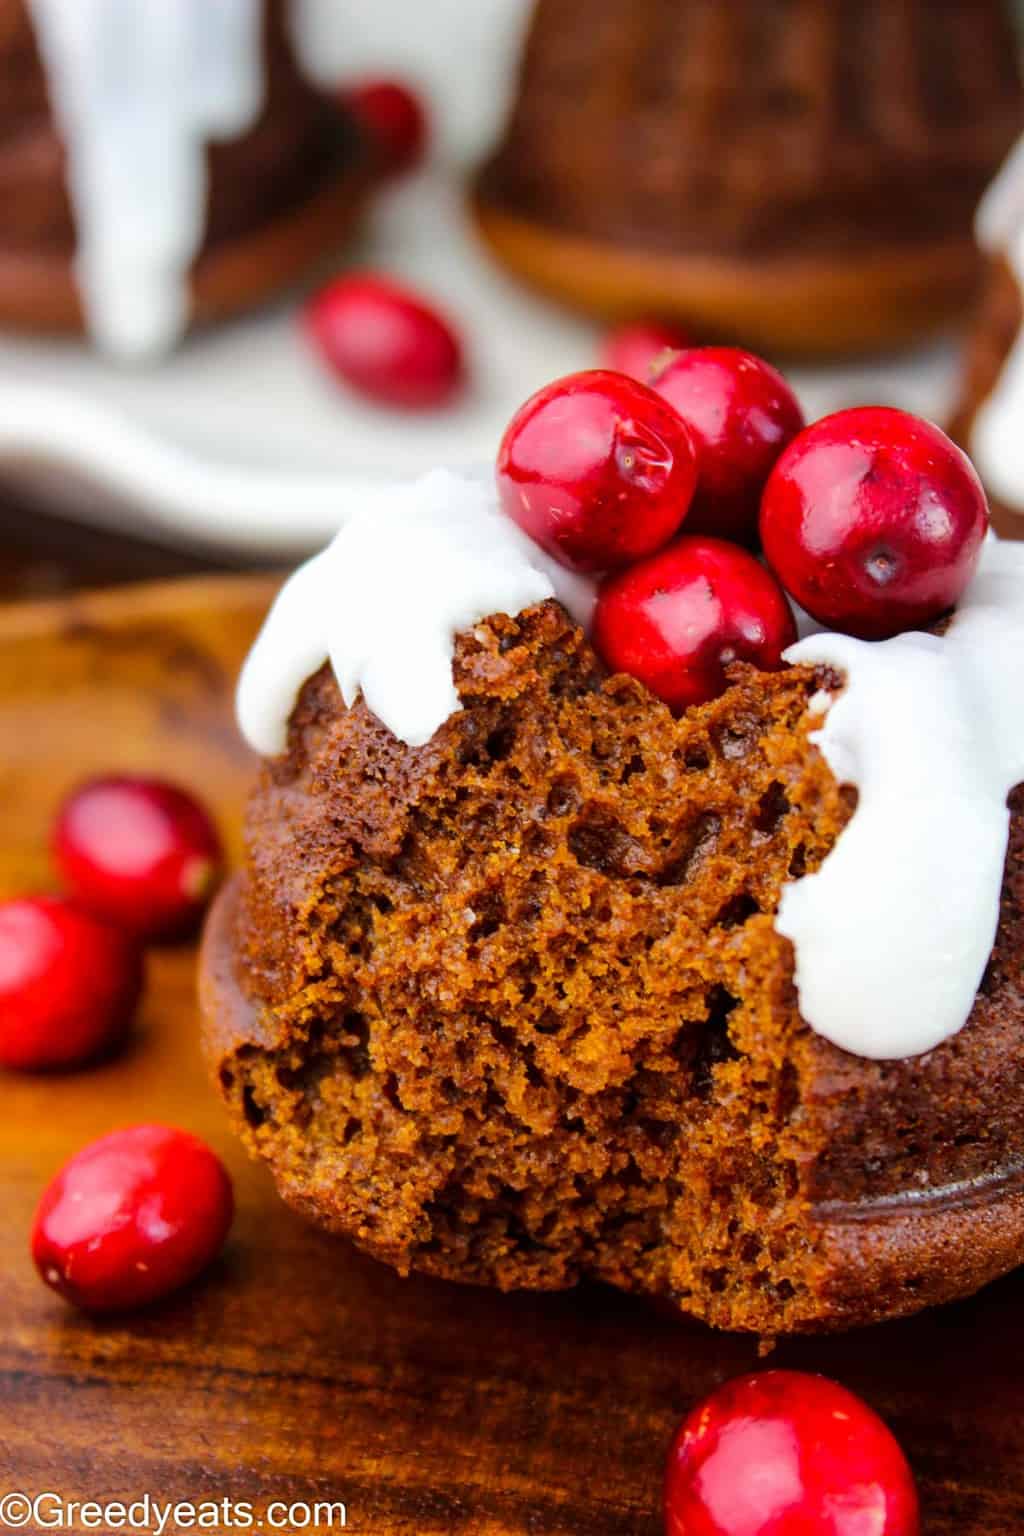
[53,776,223,942]
[665,1370,920,1536]
[759,407,989,640]
[601,321,693,383]
[0,896,142,1071]
[497,370,699,572]
[593,536,796,711]
[305,273,465,410]
[342,78,428,175]
[32,1124,234,1312]
[651,347,805,544]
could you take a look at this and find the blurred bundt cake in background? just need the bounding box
[0,0,376,358]
[474,0,1024,357]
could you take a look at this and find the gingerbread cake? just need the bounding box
[201,451,1024,1338]
[473,0,1024,356]
[0,0,375,357]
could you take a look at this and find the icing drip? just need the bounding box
[236,468,596,755]
[27,0,264,359]
[778,536,1024,1060]
[972,134,1024,513]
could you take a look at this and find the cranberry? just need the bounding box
[342,78,428,175]
[54,776,223,941]
[304,273,465,410]
[601,321,693,382]
[0,896,142,1071]
[497,370,699,572]
[32,1124,234,1312]
[760,407,989,640]
[665,1370,920,1536]
[651,347,805,544]
[593,536,796,711]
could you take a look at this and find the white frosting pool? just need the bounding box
[972,134,1024,514]
[778,536,1024,1060]
[237,468,596,754]
[28,0,266,359]
[237,471,1024,1064]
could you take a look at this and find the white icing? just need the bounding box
[972,134,1024,513]
[27,0,265,359]
[777,536,1024,1061]
[236,468,596,754]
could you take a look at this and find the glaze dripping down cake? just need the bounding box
[0,0,374,356]
[202,467,1024,1337]
[473,0,1024,356]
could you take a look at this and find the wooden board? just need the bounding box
[1,574,1023,1535]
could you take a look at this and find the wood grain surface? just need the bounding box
[1,575,1024,1535]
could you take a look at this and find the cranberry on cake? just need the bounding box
[201,360,1024,1336]
[0,0,376,357]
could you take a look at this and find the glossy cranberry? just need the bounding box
[497,370,699,572]
[651,347,805,543]
[33,1125,234,1313]
[601,321,693,382]
[759,407,989,640]
[664,1370,920,1536]
[54,776,223,941]
[343,78,428,174]
[593,536,796,711]
[304,273,465,410]
[0,896,142,1071]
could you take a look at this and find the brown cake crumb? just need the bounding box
[202,600,1024,1334]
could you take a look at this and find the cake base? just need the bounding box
[0,160,376,340]
[471,196,982,359]
[200,870,1024,1336]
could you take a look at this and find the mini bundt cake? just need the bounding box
[954,136,1024,532]
[473,0,1024,356]
[201,463,1024,1338]
[0,0,375,357]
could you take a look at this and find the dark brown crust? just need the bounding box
[0,0,377,334]
[201,600,1024,1335]
[474,0,1023,353]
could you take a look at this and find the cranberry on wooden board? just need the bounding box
[601,321,693,382]
[32,1125,234,1312]
[664,1370,920,1536]
[593,536,796,712]
[54,776,223,941]
[496,369,699,572]
[651,347,805,544]
[760,407,989,640]
[304,273,465,410]
[0,896,142,1071]
[342,78,429,175]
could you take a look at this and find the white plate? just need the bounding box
[0,170,964,558]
